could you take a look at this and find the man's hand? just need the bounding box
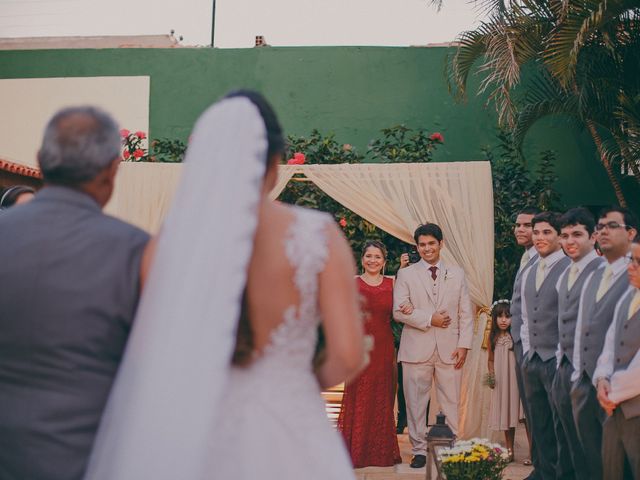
[452,348,468,369]
[399,253,410,269]
[596,378,617,416]
[399,301,414,315]
[431,310,451,328]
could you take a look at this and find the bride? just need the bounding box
[83,91,366,479]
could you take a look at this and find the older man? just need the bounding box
[0,107,150,480]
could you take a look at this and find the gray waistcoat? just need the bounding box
[511,255,538,344]
[578,268,630,380]
[524,256,571,361]
[558,257,604,365]
[613,291,640,419]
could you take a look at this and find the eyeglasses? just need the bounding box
[627,254,640,267]
[595,221,630,232]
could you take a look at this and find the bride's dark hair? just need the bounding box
[227,90,285,366]
[224,90,285,167]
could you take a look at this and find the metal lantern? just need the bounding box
[425,411,456,480]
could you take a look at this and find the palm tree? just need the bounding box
[447,0,640,206]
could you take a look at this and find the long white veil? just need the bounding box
[84,97,268,479]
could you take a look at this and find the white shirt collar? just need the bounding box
[607,254,629,278]
[538,248,566,268]
[526,245,538,260]
[420,258,441,272]
[571,249,599,274]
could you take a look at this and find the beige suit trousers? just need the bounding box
[403,350,461,456]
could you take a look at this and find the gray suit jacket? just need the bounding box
[0,186,149,480]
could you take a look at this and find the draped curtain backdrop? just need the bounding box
[106,161,495,438]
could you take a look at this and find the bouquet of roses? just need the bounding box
[438,438,510,480]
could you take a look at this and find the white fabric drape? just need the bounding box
[105,161,495,438]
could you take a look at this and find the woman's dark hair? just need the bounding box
[224,90,285,165]
[413,223,443,244]
[361,240,387,260]
[0,185,35,209]
[489,302,512,352]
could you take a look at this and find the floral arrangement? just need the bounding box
[439,438,509,480]
[483,371,496,389]
[121,129,148,162]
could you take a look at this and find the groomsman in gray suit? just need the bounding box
[510,206,540,477]
[520,212,570,480]
[570,206,637,480]
[552,208,603,480]
[595,235,640,479]
[0,107,150,480]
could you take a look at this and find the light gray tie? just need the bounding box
[595,264,613,302]
[567,264,579,290]
[520,251,530,270]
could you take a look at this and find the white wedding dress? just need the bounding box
[83,96,355,480]
[209,206,355,479]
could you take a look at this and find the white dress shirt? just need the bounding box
[593,286,640,403]
[554,250,600,366]
[519,246,538,274]
[520,248,567,355]
[571,255,629,382]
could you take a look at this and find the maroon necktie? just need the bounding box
[429,266,438,281]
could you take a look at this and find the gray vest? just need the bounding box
[511,254,538,344]
[613,291,640,419]
[558,257,604,365]
[0,186,150,480]
[578,267,630,380]
[524,255,571,361]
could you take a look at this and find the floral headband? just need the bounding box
[490,299,511,314]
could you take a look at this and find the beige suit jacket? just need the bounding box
[393,261,473,364]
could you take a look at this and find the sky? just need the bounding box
[0,0,486,47]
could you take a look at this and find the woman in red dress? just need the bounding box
[338,240,407,468]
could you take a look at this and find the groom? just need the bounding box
[393,223,473,468]
[0,106,149,480]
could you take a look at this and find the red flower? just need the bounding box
[287,152,306,165]
[429,132,444,143]
[122,150,131,159]
[339,217,347,228]
[120,129,130,138]
[135,131,146,139]
[133,149,145,159]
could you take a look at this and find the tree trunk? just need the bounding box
[586,120,627,207]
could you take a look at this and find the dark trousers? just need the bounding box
[602,406,640,480]
[522,353,561,480]
[550,358,589,480]
[570,372,605,480]
[514,341,539,473]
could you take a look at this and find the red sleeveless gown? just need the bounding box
[338,276,402,468]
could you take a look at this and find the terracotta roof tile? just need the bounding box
[0,159,42,179]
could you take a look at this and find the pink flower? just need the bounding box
[343,144,352,151]
[135,131,146,139]
[339,218,347,228]
[120,129,130,138]
[122,150,131,159]
[133,149,145,159]
[287,152,306,165]
[429,132,444,143]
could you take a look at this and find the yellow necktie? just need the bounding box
[628,290,640,320]
[535,259,546,291]
[520,251,530,270]
[596,265,613,302]
[567,264,579,290]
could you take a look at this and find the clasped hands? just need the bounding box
[596,378,618,416]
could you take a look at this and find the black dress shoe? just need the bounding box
[410,455,426,468]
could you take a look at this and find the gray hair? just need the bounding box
[38,106,121,184]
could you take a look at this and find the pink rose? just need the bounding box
[287,152,306,165]
[135,131,146,139]
[343,144,352,151]
[429,132,444,143]
[133,149,145,159]
[120,129,130,138]
[339,218,347,228]
[123,150,131,159]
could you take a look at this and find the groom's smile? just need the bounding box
[417,234,442,265]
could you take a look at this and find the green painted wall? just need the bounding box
[0,46,631,207]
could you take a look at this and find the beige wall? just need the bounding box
[0,76,149,168]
